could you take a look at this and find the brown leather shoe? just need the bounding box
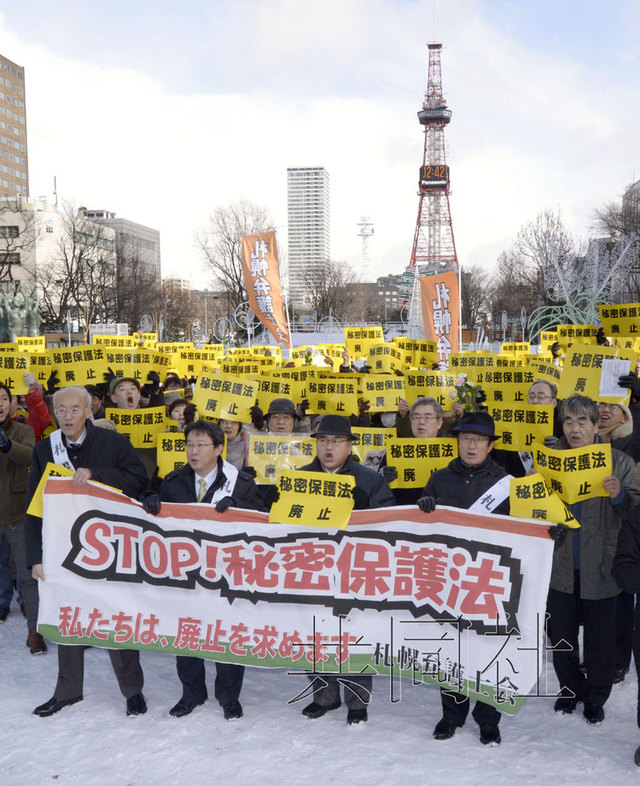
[26,628,48,655]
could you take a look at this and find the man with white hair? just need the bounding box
[25,385,149,718]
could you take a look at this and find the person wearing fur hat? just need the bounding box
[417,410,511,746]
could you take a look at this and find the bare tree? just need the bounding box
[304,260,359,322]
[161,279,194,341]
[515,208,577,306]
[195,200,273,313]
[460,265,491,329]
[116,248,164,331]
[38,203,118,341]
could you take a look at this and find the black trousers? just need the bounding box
[440,689,500,727]
[547,575,616,707]
[307,674,372,710]
[55,645,143,701]
[176,655,244,707]
[615,590,636,671]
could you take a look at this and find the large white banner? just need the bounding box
[38,480,554,715]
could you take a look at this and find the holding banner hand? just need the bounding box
[352,486,370,509]
[418,495,436,513]
[72,468,92,487]
[215,496,235,513]
[141,492,162,515]
[548,524,569,548]
[618,372,640,402]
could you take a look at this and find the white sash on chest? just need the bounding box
[466,474,513,514]
[49,430,76,471]
[207,459,239,505]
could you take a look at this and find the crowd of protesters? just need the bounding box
[2,347,640,764]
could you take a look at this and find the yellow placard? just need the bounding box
[254,376,301,413]
[404,371,457,409]
[351,427,395,469]
[173,349,224,378]
[246,434,315,484]
[386,437,457,488]
[501,342,531,355]
[557,344,636,404]
[392,338,437,369]
[599,304,640,338]
[156,432,187,478]
[344,327,384,360]
[556,325,597,349]
[272,368,315,400]
[47,345,109,387]
[106,406,167,449]
[269,469,355,529]
[532,442,612,504]
[306,375,359,416]
[192,372,258,422]
[103,348,171,382]
[488,404,554,451]
[361,375,405,412]
[540,331,558,351]
[510,473,579,528]
[93,335,139,348]
[27,462,122,518]
[17,336,46,352]
[449,351,496,371]
[366,342,395,374]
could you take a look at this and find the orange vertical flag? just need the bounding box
[419,271,460,364]
[241,231,290,348]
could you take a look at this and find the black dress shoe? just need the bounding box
[479,724,501,745]
[302,701,341,719]
[33,696,83,717]
[613,666,629,684]
[554,697,579,714]
[347,708,368,725]
[583,703,605,725]
[433,717,462,740]
[223,701,243,720]
[169,697,205,717]
[634,744,640,767]
[126,693,147,716]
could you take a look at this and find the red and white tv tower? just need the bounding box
[407,43,459,336]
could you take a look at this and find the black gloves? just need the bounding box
[299,399,310,416]
[619,372,640,404]
[262,485,280,508]
[141,492,161,515]
[548,524,570,549]
[183,403,197,425]
[417,495,436,513]
[0,427,9,453]
[215,496,236,513]
[352,486,370,509]
[103,366,116,385]
[544,436,560,449]
[241,465,257,478]
[250,405,265,431]
[381,465,398,483]
[46,370,60,395]
[146,371,161,391]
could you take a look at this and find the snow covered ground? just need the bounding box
[2,602,639,786]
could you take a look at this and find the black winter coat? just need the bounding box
[25,419,148,565]
[422,455,510,514]
[300,455,396,509]
[159,457,265,511]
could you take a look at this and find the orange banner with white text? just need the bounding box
[241,231,290,348]
[419,271,460,364]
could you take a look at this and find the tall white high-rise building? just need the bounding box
[287,167,330,309]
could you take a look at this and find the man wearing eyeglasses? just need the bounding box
[380,397,444,504]
[417,410,510,746]
[140,420,264,721]
[25,385,149,718]
[298,414,395,726]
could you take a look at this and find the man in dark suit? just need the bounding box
[298,414,395,725]
[26,385,149,717]
[142,420,264,720]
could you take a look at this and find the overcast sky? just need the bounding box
[1,0,639,289]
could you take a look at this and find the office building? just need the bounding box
[0,54,28,197]
[287,167,330,309]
